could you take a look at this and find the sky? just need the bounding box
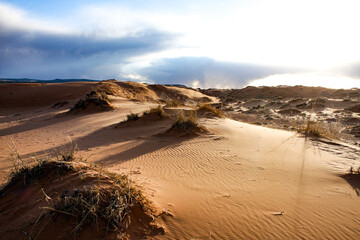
[1,0,360,89]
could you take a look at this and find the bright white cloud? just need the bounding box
[248,73,360,89]
[0,3,71,34]
[121,73,148,82]
[73,0,360,69]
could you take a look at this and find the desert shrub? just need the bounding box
[349,166,360,175]
[297,118,340,139]
[51,174,147,235]
[142,105,166,118]
[1,143,77,196]
[0,147,154,238]
[70,90,114,111]
[126,113,139,121]
[197,103,224,118]
[298,120,322,137]
[170,111,199,132]
[1,161,75,197]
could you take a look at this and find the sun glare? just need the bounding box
[248,73,360,89]
[180,0,360,69]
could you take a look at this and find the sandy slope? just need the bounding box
[100,118,360,239]
[1,83,360,239]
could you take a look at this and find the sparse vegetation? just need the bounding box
[70,90,114,111]
[169,110,203,132]
[0,145,157,239]
[297,118,341,139]
[117,106,167,128]
[142,105,166,118]
[126,113,139,121]
[349,166,360,175]
[2,141,76,194]
[1,159,75,197]
[298,120,323,137]
[50,172,148,236]
[197,103,224,118]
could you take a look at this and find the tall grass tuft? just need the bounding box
[197,103,224,118]
[50,173,148,235]
[142,105,166,118]
[126,113,139,121]
[70,90,114,111]
[170,110,199,132]
[297,118,341,139]
[0,143,155,238]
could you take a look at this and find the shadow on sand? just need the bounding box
[341,173,360,196]
[16,119,196,168]
[0,111,78,137]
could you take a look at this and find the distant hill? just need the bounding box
[0,78,189,88]
[201,85,360,100]
[0,78,100,83]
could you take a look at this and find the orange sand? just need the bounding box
[0,83,360,239]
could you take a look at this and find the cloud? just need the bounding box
[121,73,149,82]
[0,3,70,34]
[248,73,360,89]
[134,57,299,88]
[0,3,177,79]
[2,1,359,89]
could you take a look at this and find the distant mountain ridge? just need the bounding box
[0,78,189,87]
[0,78,100,83]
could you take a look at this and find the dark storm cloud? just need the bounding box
[137,57,300,88]
[0,30,173,57]
[0,26,176,79]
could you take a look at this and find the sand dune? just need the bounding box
[102,118,360,239]
[1,82,360,239]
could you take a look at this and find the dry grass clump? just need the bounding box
[51,173,148,236]
[197,103,224,118]
[349,166,360,175]
[0,159,75,197]
[70,90,114,111]
[165,99,182,107]
[1,142,76,196]
[142,105,166,118]
[0,145,158,239]
[297,118,341,139]
[117,106,167,128]
[126,113,139,121]
[168,111,205,133]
